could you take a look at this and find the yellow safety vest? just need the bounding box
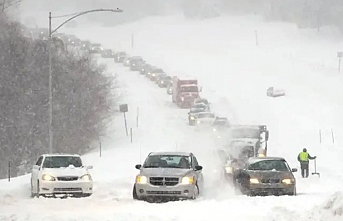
[299,152,309,161]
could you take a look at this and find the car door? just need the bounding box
[191,156,204,191]
[31,156,43,187]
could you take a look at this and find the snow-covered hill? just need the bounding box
[1,12,343,221]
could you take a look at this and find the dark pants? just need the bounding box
[300,162,309,178]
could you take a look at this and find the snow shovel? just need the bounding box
[312,158,320,177]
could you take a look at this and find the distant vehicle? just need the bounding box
[133,151,204,201]
[145,66,158,78]
[130,60,145,71]
[212,117,230,138]
[188,104,210,125]
[193,112,216,127]
[267,87,285,97]
[101,49,115,58]
[124,56,143,67]
[157,76,172,88]
[156,73,167,84]
[90,43,103,54]
[30,154,93,198]
[114,52,127,63]
[233,157,297,196]
[149,68,165,81]
[167,82,173,95]
[140,63,153,75]
[172,77,202,108]
[80,40,91,50]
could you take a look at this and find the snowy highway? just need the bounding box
[1,7,343,221]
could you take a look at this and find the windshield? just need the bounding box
[143,155,191,169]
[213,120,228,126]
[42,156,83,168]
[229,128,260,139]
[181,86,198,92]
[198,113,215,118]
[248,160,289,171]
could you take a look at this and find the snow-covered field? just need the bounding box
[1,11,343,221]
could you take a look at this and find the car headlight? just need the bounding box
[258,153,265,157]
[80,174,92,181]
[190,116,195,120]
[181,177,194,185]
[136,176,147,184]
[249,178,259,184]
[148,72,151,75]
[180,97,184,101]
[133,64,135,66]
[213,128,217,131]
[152,74,155,77]
[42,174,56,181]
[225,166,233,173]
[161,81,164,84]
[281,178,294,185]
[197,120,201,124]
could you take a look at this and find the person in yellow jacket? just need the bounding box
[297,148,316,178]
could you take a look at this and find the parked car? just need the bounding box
[133,151,204,201]
[30,154,93,198]
[234,157,297,196]
[267,87,285,97]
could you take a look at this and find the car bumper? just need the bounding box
[135,183,195,199]
[248,183,295,195]
[39,180,93,194]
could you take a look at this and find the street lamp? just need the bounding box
[47,8,123,153]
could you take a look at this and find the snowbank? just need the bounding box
[322,192,343,217]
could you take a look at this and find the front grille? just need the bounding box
[146,191,181,195]
[149,177,179,186]
[53,188,82,193]
[57,176,79,181]
[260,178,280,184]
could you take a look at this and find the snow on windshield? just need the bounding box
[143,155,191,169]
[248,160,289,171]
[42,156,83,168]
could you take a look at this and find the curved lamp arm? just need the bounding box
[50,8,123,36]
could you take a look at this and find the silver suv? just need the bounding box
[133,152,204,201]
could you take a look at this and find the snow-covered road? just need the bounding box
[1,10,343,221]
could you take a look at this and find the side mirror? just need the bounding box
[135,164,142,170]
[32,165,40,170]
[87,165,93,169]
[194,165,203,171]
[291,168,297,172]
[265,131,269,141]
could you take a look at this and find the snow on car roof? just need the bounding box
[42,153,81,157]
[181,84,197,87]
[248,157,286,163]
[149,151,191,156]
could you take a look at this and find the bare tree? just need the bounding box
[0,0,22,12]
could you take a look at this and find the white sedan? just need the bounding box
[30,154,93,198]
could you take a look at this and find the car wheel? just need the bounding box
[132,185,140,200]
[191,185,199,200]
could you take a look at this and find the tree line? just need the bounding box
[0,10,117,178]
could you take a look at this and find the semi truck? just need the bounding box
[172,77,201,108]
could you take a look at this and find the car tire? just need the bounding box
[82,193,92,197]
[190,185,199,200]
[132,185,140,200]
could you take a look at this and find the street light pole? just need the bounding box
[47,8,123,153]
[48,12,53,154]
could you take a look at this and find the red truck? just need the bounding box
[172,76,201,108]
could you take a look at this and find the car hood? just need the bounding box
[140,168,193,177]
[246,170,294,180]
[42,167,89,177]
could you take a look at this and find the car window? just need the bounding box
[192,156,199,168]
[248,160,290,172]
[42,156,83,168]
[35,156,43,166]
[143,155,191,169]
